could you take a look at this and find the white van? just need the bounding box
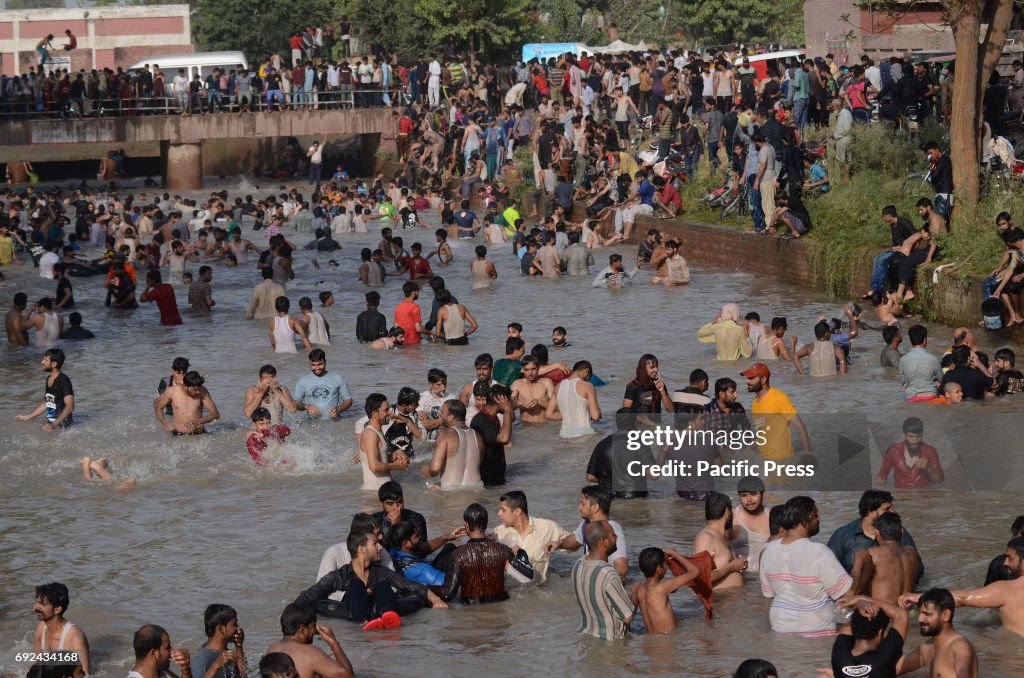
[128,51,248,94]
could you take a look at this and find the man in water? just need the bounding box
[6,292,29,346]
[264,604,353,678]
[829,595,909,678]
[421,399,483,489]
[140,270,183,326]
[877,417,945,489]
[243,365,297,425]
[850,512,921,604]
[511,356,556,424]
[592,253,638,288]
[828,489,920,575]
[294,349,352,421]
[246,268,286,320]
[458,353,495,404]
[759,496,852,635]
[730,476,770,573]
[547,485,629,579]
[551,326,571,349]
[189,604,246,678]
[692,492,748,589]
[570,520,635,640]
[32,583,92,675]
[469,383,515,487]
[129,624,191,678]
[742,363,810,460]
[15,349,74,431]
[355,291,386,343]
[153,370,220,435]
[440,503,534,604]
[631,547,703,634]
[493,490,569,584]
[58,312,95,341]
[897,588,979,677]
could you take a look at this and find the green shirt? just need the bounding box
[492,358,522,386]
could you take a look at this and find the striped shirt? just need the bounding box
[571,558,633,640]
[759,538,852,637]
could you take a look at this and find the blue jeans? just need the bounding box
[707,141,720,170]
[684,149,701,178]
[793,98,809,129]
[934,194,952,220]
[871,250,895,293]
[309,163,322,186]
[748,174,764,231]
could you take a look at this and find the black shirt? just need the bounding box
[316,236,340,252]
[890,217,917,247]
[45,372,74,427]
[470,411,505,486]
[355,308,387,343]
[831,628,903,678]
[59,326,94,341]
[624,380,665,413]
[586,433,652,498]
[930,153,953,194]
[940,365,991,400]
[56,277,74,308]
[373,508,428,549]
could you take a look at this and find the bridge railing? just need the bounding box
[0,87,415,120]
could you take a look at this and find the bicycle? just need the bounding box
[900,169,931,197]
[719,180,749,221]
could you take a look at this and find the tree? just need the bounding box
[413,0,535,58]
[193,0,332,60]
[674,0,804,47]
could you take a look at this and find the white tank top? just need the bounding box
[810,340,837,377]
[471,260,492,289]
[756,334,780,360]
[304,311,330,345]
[440,303,466,341]
[366,262,384,286]
[40,621,75,650]
[273,315,297,353]
[440,426,483,489]
[732,515,770,572]
[557,378,594,439]
[359,427,392,490]
[36,311,60,348]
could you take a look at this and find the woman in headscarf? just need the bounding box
[698,303,753,361]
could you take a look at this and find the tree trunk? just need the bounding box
[948,0,982,223]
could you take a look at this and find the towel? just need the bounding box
[667,550,716,619]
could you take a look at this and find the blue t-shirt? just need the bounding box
[638,180,656,207]
[294,371,352,419]
[810,163,830,192]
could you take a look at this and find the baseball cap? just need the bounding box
[739,363,771,378]
[737,476,765,493]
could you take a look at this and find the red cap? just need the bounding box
[740,363,771,379]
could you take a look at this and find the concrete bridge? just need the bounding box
[0,109,397,189]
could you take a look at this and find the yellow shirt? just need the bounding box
[751,386,797,460]
[493,516,568,584]
[619,152,639,180]
[0,235,13,265]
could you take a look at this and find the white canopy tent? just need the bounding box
[590,40,650,55]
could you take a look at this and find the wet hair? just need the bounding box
[436,289,452,306]
[346,529,374,558]
[172,357,190,373]
[733,658,777,678]
[259,652,297,678]
[35,583,69,612]
[365,392,388,417]
[298,297,313,311]
[475,353,494,368]
[638,547,666,577]
[472,379,491,398]
[1008,535,1024,559]
[402,280,420,296]
[705,491,732,520]
[486,383,512,405]
[388,520,419,550]
[908,324,927,346]
[882,325,901,345]
[995,347,1016,366]
[279,602,316,636]
[133,624,168,659]
[463,503,488,531]
[203,603,238,637]
[505,337,525,354]
[183,371,205,388]
[813,319,830,340]
[531,343,550,366]
[275,296,290,313]
[714,377,737,396]
[262,267,275,279]
[572,360,592,376]
[396,386,420,407]
[508,322,523,332]
[859,489,894,517]
[581,485,612,515]
[378,480,404,503]
[259,364,277,377]
[919,588,956,620]
[583,520,611,550]
[308,348,326,362]
[319,291,333,304]
[744,311,760,322]
[781,496,816,530]
[428,368,447,384]
[633,354,660,387]
[851,607,890,640]
[40,347,64,369]
[768,505,785,536]
[1012,516,1024,537]
[500,490,528,515]
[903,417,924,434]
[874,511,903,541]
[689,368,709,386]
[365,291,380,307]
[250,407,271,422]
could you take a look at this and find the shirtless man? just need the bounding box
[458,353,495,405]
[631,547,701,634]
[902,536,1024,637]
[511,356,556,424]
[421,399,483,489]
[129,624,190,678]
[265,603,353,678]
[243,364,297,425]
[730,476,771,572]
[897,588,979,677]
[368,327,405,350]
[153,371,220,435]
[6,292,29,346]
[33,583,91,675]
[852,512,921,604]
[692,491,748,589]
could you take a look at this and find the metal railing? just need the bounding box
[0,88,412,120]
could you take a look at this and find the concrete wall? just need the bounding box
[804,0,953,62]
[0,5,191,75]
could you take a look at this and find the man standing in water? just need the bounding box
[511,356,556,424]
[15,349,74,431]
[264,603,353,678]
[6,292,29,346]
[140,270,183,326]
[692,492,748,589]
[129,624,191,678]
[243,365,297,425]
[153,371,220,435]
[294,350,352,421]
[571,520,635,640]
[897,588,979,677]
[730,476,770,573]
[189,604,246,678]
[742,363,810,460]
[32,582,92,675]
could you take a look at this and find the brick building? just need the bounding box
[804,0,954,65]
[0,4,192,76]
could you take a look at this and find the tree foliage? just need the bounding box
[674,0,804,47]
[193,0,332,60]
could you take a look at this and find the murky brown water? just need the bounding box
[2,188,1023,677]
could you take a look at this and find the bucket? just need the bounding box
[982,297,1006,330]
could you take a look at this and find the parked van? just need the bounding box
[128,51,248,94]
